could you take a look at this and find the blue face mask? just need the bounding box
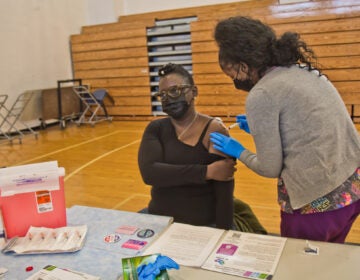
[233,78,254,92]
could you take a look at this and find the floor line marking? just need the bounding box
[64,139,140,181]
[111,194,137,210]
[16,130,125,165]
[134,194,151,197]
[112,193,151,210]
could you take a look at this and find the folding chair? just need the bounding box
[0,92,39,144]
[72,85,113,126]
[0,94,12,142]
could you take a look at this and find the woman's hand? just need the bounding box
[236,114,251,134]
[206,158,237,181]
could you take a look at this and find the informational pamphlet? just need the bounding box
[25,264,100,280]
[202,230,286,279]
[144,222,225,267]
[144,223,286,280]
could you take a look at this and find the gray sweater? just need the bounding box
[239,65,360,209]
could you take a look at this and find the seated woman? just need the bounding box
[138,63,266,233]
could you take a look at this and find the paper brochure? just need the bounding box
[144,222,225,267]
[143,222,286,280]
[26,264,100,280]
[202,230,286,279]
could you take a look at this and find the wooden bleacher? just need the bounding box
[70,0,360,121]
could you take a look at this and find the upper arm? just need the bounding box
[138,121,163,170]
[204,118,230,157]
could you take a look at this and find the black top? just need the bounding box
[138,117,234,229]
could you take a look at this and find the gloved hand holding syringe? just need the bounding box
[212,114,249,159]
[227,114,250,134]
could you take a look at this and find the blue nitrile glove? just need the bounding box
[210,132,245,159]
[137,255,179,280]
[236,114,250,134]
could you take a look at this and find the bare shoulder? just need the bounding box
[207,117,229,136]
[200,115,229,155]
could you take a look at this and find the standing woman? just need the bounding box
[210,16,360,242]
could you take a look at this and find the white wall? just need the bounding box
[0,0,87,107]
[120,0,248,16]
[87,0,117,25]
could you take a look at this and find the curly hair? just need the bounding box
[158,63,194,85]
[214,16,319,76]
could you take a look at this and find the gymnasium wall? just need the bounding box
[70,0,360,121]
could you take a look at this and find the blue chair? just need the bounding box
[72,86,113,126]
[92,89,115,118]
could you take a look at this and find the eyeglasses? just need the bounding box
[155,85,193,101]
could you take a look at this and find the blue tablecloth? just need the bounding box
[0,205,173,279]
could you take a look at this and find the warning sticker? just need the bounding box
[35,191,53,213]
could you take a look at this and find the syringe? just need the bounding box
[227,123,238,130]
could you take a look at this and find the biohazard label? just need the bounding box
[35,190,53,213]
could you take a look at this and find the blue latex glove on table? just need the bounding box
[210,132,245,159]
[236,114,251,134]
[137,255,179,280]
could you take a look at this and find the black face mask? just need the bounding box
[162,101,190,120]
[233,78,254,92]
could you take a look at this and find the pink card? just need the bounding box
[116,225,138,235]
[121,239,147,250]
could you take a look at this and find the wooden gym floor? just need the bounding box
[1,120,359,244]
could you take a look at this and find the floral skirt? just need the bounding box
[278,168,360,214]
